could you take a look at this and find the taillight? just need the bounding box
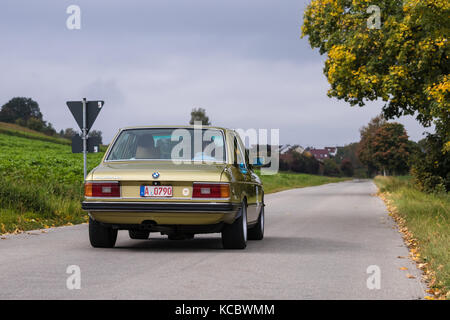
[85,182,120,197]
[192,183,230,198]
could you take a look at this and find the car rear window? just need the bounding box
[107,128,226,163]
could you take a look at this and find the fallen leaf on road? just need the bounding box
[41,230,47,233]
[406,274,416,279]
[399,267,408,270]
[397,256,406,259]
[0,236,6,240]
[424,296,434,300]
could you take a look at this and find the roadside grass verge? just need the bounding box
[375,176,450,299]
[259,170,351,194]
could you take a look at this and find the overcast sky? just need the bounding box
[0,0,430,146]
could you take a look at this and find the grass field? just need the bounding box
[0,121,71,145]
[0,124,350,235]
[0,130,103,234]
[375,176,450,299]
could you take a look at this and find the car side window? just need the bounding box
[233,134,247,169]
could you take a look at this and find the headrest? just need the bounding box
[137,134,155,148]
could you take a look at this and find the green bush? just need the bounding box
[323,158,341,177]
[411,132,449,193]
[282,152,320,174]
[340,159,354,177]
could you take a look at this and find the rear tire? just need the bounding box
[89,217,117,248]
[248,205,264,240]
[222,202,247,249]
[129,230,150,240]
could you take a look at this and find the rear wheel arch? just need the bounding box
[222,199,248,249]
[233,196,247,220]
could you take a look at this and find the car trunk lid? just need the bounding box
[91,161,227,200]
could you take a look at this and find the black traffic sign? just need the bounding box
[71,134,101,153]
[66,100,104,133]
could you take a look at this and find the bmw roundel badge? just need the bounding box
[152,172,160,179]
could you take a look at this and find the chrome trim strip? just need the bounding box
[192,182,230,185]
[82,201,240,213]
[85,181,120,184]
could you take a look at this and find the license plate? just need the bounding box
[140,185,173,197]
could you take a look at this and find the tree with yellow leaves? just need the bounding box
[301,0,449,146]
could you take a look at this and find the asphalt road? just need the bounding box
[0,180,426,299]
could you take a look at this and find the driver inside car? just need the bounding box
[135,134,160,159]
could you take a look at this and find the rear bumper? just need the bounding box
[83,201,241,225]
[82,201,240,212]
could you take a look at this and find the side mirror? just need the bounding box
[239,163,248,174]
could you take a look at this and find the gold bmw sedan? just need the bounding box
[82,126,265,249]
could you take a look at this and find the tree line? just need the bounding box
[0,97,103,144]
[279,114,448,193]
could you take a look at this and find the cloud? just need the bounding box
[0,0,428,145]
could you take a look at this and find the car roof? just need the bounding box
[119,125,231,132]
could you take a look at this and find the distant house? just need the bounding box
[291,146,305,154]
[309,148,330,160]
[279,144,291,155]
[280,145,304,155]
[325,147,337,157]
